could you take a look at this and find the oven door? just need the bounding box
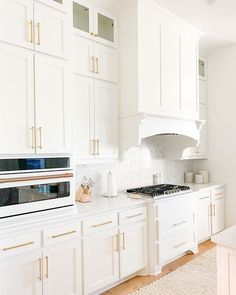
[0,171,74,218]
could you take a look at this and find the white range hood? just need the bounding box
[119,113,204,159]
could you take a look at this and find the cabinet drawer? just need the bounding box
[83,213,118,235]
[158,230,194,263]
[212,187,225,200]
[157,212,194,240]
[43,223,81,246]
[155,195,195,218]
[0,232,41,259]
[119,207,146,225]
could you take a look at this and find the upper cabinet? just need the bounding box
[37,0,68,12]
[73,0,117,48]
[0,0,69,59]
[119,0,202,120]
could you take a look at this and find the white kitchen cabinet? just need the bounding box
[73,0,117,48]
[74,35,117,83]
[0,251,42,295]
[35,55,71,154]
[120,222,147,278]
[196,192,211,242]
[73,75,94,160]
[73,76,118,161]
[34,3,69,58]
[94,80,118,159]
[43,239,82,295]
[212,197,225,235]
[0,0,34,50]
[83,228,119,294]
[37,0,68,12]
[0,44,35,155]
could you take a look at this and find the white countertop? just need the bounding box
[187,183,224,191]
[212,225,236,249]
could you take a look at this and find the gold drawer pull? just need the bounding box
[45,256,49,279]
[28,20,33,43]
[214,193,224,196]
[199,196,210,200]
[173,221,187,227]
[3,241,34,251]
[126,213,143,219]
[52,230,76,239]
[38,258,42,281]
[174,242,187,249]
[92,221,113,228]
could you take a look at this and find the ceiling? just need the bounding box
[113,0,236,55]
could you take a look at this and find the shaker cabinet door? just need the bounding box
[0,44,35,155]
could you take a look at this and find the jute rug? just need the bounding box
[130,248,217,295]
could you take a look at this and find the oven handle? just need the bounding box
[0,173,74,184]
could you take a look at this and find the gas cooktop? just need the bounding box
[127,184,191,199]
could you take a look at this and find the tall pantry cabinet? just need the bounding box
[73,0,118,162]
[0,0,72,155]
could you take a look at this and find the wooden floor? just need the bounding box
[103,240,215,295]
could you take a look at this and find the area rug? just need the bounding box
[130,248,217,295]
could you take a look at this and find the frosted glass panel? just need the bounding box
[54,0,62,3]
[73,2,90,33]
[98,13,114,42]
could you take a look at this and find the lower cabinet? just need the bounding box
[120,222,147,278]
[0,251,42,295]
[83,228,119,294]
[212,196,225,235]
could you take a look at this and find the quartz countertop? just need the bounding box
[186,183,224,191]
[212,225,236,249]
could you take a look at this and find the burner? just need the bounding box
[127,184,191,198]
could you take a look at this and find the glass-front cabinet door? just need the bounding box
[37,0,68,12]
[94,8,117,48]
[73,0,93,39]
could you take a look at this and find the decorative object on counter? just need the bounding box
[105,171,118,198]
[76,177,94,203]
[195,174,204,184]
[199,170,209,183]
[184,172,194,183]
[153,172,162,185]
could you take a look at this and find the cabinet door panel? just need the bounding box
[37,0,68,12]
[94,44,118,83]
[120,222,147,278]
[83,229,119,294]
[73,76,94,160]
[0,44,35,155]
[0,0,33,49]
[73,36,94,77]
[140,8,161,113]
[181,34,198,117]
[43,240,82,295]
[196,195,211,242]
[34,3,69,58]
[161,25,180,114]
[0,252,42,295]
[212,198,225,235]
[73,0,93,40]
[94,81,118,159]
[35,55,71,154]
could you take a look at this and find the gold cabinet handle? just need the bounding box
[90,32,94,36]
[30,127,35,149]
[3,241,34,251]
[213,204,216,216]
[91,139,96,156]
[52,230,76,239]
[92,221,112,228]
[174,242,187,249]
[173,221,187,227]
[28,20,33,43]
[45,256,49,279]
[38,258,42,281]
[126,213,143,219]
[94,33,98,37]
[95,58,99,74]
[96,139,100,156]
[122,233,125,250]
[35,22,41,45]
[37,127,43,149]
[91,56,95,73]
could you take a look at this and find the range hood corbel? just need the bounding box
[119,113,205,160]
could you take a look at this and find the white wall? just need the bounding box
[75,137,193,197]
[195,44,236,226]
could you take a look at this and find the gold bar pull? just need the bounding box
[31,127,35,149]
[37,127,43,149]
[45,256,49,279]
[92,139,96,156]
[52,230,76,239]
[35,22,41,45]
[28,20,33,43]
[92,221,113,228]
[122,233,125,250]
[38,258,42,281]
[96,139,100,156]
[95,58,99,74]
[3,241,34,251]
[126,213,143,219]
[94,33,98,37]
[90,32,94,36]
[91,56,95,73]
